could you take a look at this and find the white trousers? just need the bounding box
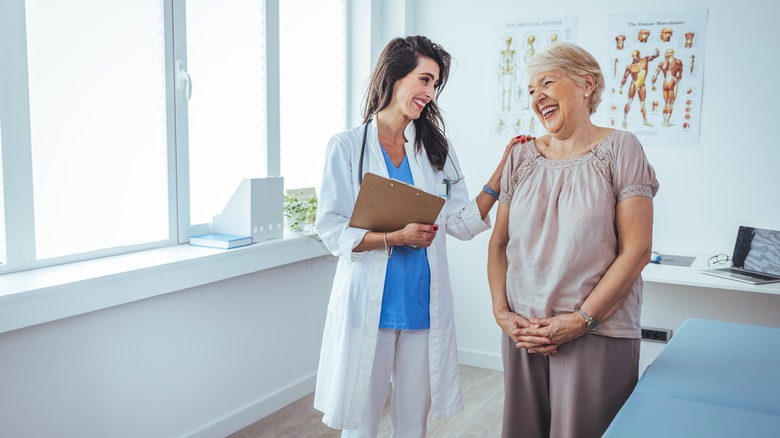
[341,328,431,438]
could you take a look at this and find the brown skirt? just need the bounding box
[501,332,639,438]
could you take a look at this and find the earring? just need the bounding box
[584,93,589,97]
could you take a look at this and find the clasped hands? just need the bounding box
[495,309,587,356]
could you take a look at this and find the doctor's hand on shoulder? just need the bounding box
[501,134,534,162]
[486,134,535,188]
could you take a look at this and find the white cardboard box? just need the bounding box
[212,177,284,242]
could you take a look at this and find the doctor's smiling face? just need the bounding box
[390,56,440,121]
[363,36,450,127]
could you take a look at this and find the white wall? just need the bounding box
[0,258,336,437]
[402,0,780,369]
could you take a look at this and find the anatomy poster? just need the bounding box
[492,16,578,140]
[599,9,708,146]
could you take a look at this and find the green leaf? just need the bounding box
[283,194,318,234]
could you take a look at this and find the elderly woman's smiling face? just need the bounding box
[528,70,590,137]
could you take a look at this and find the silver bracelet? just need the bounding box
[383,232,393,258]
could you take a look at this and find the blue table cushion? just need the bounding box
[636,319,780,416]
[605,318,780,437]
[604,392,780,437]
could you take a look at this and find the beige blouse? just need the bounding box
[499,130,659,338]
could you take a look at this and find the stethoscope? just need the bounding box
[357,120,371,186]
[357,119,462,197]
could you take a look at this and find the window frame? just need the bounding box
[0,0,291,275]
[0,0,36,275]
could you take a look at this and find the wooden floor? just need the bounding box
[228,365,504,438]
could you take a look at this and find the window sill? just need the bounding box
[0,232,330,334]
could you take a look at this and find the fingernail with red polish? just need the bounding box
[433,224,439,231]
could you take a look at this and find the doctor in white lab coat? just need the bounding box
[313,35,528,437]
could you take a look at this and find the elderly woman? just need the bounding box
[487,42,659,438]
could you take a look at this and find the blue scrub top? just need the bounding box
[378,147,431,330]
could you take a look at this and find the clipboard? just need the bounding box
[349,172,445,232]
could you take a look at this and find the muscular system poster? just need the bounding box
[492,16,578,140]
[600,9,708,146]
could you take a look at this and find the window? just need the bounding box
[0,124,5,266]
[25,0,170,260]
[0,0,347,275]
[279,0,346,193]
[184,1,268,227]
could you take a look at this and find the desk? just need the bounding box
[605,318,780,437]
[641,254,780,296]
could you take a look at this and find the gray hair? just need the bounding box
[526,42,604,114]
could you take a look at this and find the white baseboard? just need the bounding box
[458,348,503,372]
[183,372,317,438]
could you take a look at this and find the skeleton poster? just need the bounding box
[599,10,708,146]
[492,16,578,140]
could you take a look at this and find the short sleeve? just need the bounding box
[612,132,660,202]
[499,141,535,205]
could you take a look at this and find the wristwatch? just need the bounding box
[578,308,599,331]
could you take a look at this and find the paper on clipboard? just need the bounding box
[349,172,445,232]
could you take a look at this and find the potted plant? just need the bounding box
[283,192,318,237]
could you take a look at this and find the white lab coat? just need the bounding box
[313,119,491,429]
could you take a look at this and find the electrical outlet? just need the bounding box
[641,327,672,343]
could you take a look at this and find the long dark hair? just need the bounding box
[362,35,451,170]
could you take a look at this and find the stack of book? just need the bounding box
[189,233,253,249]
